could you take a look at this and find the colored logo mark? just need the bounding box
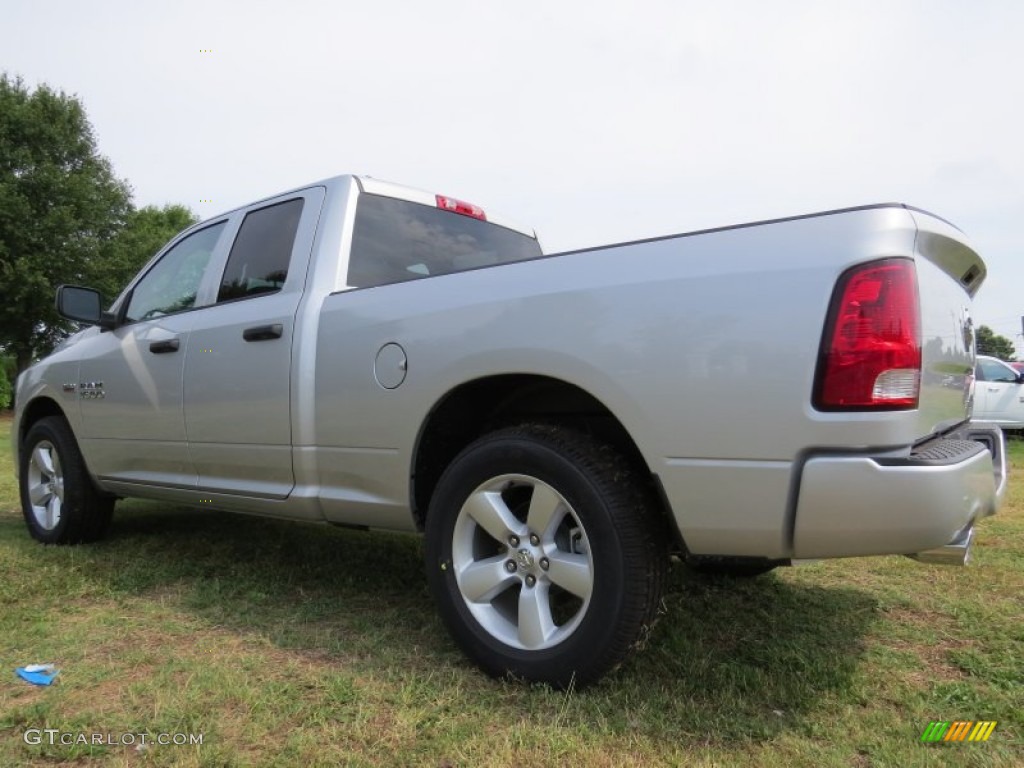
[921,721,997,742]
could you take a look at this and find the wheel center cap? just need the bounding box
[515,548,535,569]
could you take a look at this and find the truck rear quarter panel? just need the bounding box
[311,206,945,557]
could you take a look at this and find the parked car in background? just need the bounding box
[974,355,1024,429]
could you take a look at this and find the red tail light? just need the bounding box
[436,195,486,221]
[814,258,921,410]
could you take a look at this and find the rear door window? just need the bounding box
[217,198,304,302]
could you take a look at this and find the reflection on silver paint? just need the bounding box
[119,327,161,410]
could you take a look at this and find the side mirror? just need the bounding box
[55,285,117,330]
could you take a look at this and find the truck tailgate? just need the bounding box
[910,210,984,439]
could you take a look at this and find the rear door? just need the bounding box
[183,187,325,498]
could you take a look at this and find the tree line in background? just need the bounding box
[0,73,198,407]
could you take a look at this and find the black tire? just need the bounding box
[19,416,114,544]
[424,423,667,689]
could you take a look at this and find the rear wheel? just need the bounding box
[19,416,114,544]
[425,424,667,688]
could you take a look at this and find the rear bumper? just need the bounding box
[792,424,1005,560]
[907,522,975,566]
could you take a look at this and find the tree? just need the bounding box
[97,204,198,300]
[0,353,13,410]
[975,325,1016,361]
[0,74,132,375]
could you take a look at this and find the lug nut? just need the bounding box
[529,533,540,546]
[509,535,520,547]
[539,557,549,571]
[505,560,517,573]
[525,574,537,587]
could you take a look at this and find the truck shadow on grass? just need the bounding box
[10,502,879,744]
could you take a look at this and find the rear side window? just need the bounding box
[347,194,543,288]
[217,198,304,302]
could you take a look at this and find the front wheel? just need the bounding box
[19,416,114,544]
[425,424,667,688]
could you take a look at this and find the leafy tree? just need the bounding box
[975,325,1016,361]
[97,204,198,301]
[0,353,12,409]
[0,74,132,375]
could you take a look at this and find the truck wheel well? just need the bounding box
[412,375,657,531]
[18,397,67,446]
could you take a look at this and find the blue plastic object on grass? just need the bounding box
[15,664,59,686]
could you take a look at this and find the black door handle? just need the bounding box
[243,323,284,342]
[149,338,180,354]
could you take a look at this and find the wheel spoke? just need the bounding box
[546,551,593,600]
[32,445,55,476]
[29,482,51,506]
[46,495,61,529]
[517,583,555,648]
[526,483,563,539]
[466,490,523,543]
[459,555,517,603]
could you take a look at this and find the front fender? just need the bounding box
[12,361,82,474]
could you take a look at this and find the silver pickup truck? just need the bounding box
[12,175,1006,687]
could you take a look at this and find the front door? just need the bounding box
[77,221,229,487]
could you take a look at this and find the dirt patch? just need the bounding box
[875,606,973,683]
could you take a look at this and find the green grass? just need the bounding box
[0,413,1021,766]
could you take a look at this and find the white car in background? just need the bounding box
[974,355,1024,429]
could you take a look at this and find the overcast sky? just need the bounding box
[4,1,1022,348]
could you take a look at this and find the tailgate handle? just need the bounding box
[243,323,283,342]
[149,338,180,354]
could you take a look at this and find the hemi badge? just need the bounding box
[62,383,77,392]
